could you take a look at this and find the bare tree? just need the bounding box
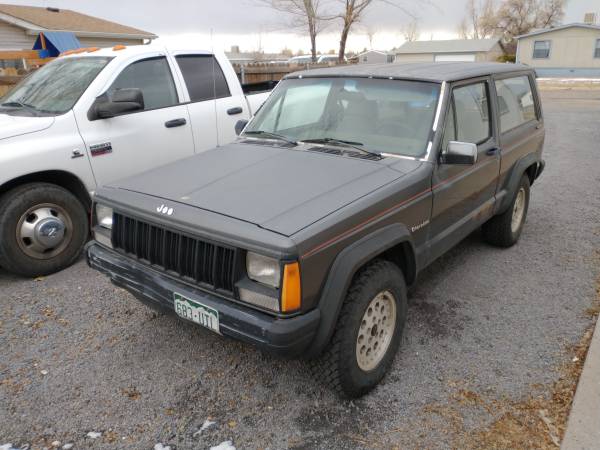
[402,19,419,42]
[495,0,565,41]
[255,0,330,61]
[459,0,565,42]
[458,0,496,39]
[334,0,419,62]
[366,26,378,49]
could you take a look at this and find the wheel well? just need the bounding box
[0,171,92,210]
[525,163,538,186]
[371,241,417,286]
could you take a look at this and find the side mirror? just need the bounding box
[235,119,249,136]
[441,141,478,165]
[89,88,144,120]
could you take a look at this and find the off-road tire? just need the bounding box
[0,183,88,277]
[482,174,530,247]
[310,259,408,398]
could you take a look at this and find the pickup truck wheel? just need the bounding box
[0,183,88,277]
[482,174,530,247]
[311,259,407,398]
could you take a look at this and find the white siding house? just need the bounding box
[395,39,505,63]
[358,50,395,64]
[516,23,600,77]
[0,3,156,51]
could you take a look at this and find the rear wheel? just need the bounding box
[0,183,88,277]
[482,174,530,247]
[311,259,407,398]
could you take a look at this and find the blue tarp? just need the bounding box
[33,31,81,58]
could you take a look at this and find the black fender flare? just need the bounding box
[305,223,414,358]
[497,153,541,214]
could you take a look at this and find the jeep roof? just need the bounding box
[287,61,533,82]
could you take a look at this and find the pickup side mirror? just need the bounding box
[235,119,249,136]
[441,141,478,165]
[89,88,144,120]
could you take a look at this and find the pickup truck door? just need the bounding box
[76,55,195,187]
[429,77,501,259]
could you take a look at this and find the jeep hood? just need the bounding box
[111,142,416,236]
[0,112,54,141]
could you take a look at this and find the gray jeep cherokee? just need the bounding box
[87,62,545,397]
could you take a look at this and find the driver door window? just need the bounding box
[108,57,178,111]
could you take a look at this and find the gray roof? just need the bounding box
[396,38,500,54]
[285,62,532,83]
[516,22,600,39]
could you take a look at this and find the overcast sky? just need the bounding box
[6,0,600,53]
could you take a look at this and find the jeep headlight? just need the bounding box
[93,204,113,248]
[246,252,280,288]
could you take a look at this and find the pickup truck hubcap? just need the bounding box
[17,204,71,260]
[356,290,397,371]
[511,188,526,233]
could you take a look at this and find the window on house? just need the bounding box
[533,40,551,58]
[595,39,600,58]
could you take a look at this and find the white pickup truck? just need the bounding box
[0,44,270,277]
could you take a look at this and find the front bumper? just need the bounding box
[86,242,320,357]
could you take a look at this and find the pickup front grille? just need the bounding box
[111,213,237,293]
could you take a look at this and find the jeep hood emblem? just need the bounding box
[156,204,174,216]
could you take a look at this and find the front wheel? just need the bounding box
[311,259,407,398]
[0,183,88,277]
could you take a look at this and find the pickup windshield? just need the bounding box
[1,56,111,115]
[244,77,440,157]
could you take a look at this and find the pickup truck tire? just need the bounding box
[482,174,530,247]
[0,183,88,277]
[310,259,407,398]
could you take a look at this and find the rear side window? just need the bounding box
[494,76,537,133]
[175,55,231,102]
[450,82,490,145]
[109,57,178,110]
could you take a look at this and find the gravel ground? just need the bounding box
[1,90,599,450]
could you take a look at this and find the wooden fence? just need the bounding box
[0,50,53,96]
[233,61,350,84]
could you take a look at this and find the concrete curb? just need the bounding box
[561,315,600,450]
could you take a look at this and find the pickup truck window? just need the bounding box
[0,56,111,115]
[495,76,536,133]
[245,77,440,157]
[108,57,178,110]
[451,82,490,145]
[175,55,231,102]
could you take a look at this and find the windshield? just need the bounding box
[244,77,440,157]
[1,56,111,115]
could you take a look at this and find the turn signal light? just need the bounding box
[281,262,301,313]
[113,45,126,51]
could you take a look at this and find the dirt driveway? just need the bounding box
[1,89,599,450]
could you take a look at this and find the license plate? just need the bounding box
[173,293,220,334]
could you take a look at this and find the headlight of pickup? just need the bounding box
[93,204,113,248]
[246,252,280,288]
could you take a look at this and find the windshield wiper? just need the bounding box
[243,130,298,145]
[300,137,382,158]
[1,100,40,116]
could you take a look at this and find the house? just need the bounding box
[516,23,600,77]
[395,38,504,63]
[0,3,156,51]
[358,50,395,64]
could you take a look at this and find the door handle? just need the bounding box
[227,107,243,115]
[165,118,187,128]
[486,147,500,156]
